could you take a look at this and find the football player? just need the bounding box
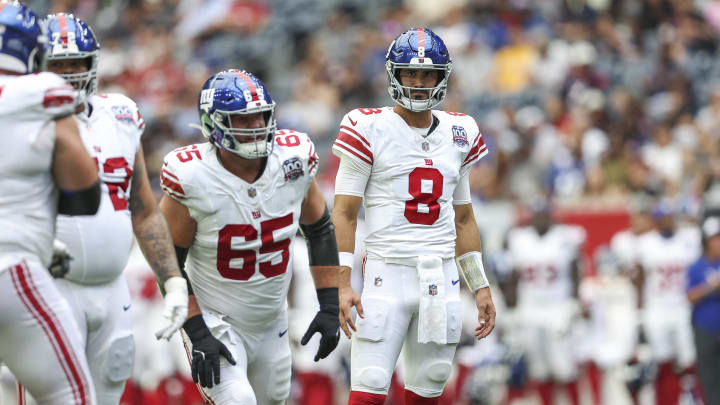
[159,69,341,405]
[633,203,701,405]
[331,27,496,405]
[0,2,99,404]
[502,201,586,405]
[9,13,190,405]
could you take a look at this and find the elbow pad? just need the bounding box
[299,205,339,266]
[58,180,101,216]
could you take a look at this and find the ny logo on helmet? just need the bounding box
[200,89,215,109]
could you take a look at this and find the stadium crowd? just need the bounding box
[11,0,720,404]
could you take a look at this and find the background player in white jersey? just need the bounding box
[1,14,191,405]
[0,2,99,404]
[501,201,586,405]
[331,27,496,405]
[633,203,701,405]
[158,69,342,405]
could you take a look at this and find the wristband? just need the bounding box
[455,251,490,291]
[339,252,354,269]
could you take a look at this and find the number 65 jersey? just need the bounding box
[161,130,319,331]
[332,107,487,260]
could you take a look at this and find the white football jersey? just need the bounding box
[332,107,487,259]
[161,130,319,331]
[507,225,586,306]
[56,93,144,285]
[609,229,639,270]
[0,72,76,271]
[635,227,701,308]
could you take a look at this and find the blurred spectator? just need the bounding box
[686,216,720,404]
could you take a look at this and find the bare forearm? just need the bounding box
[332,210,357,253]
[688,283,720,304]
[134,211,183,284]
[455,220,482,256]
[310,266,339,289]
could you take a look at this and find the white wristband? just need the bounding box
[339,252,354,269]
[455,251,490,291]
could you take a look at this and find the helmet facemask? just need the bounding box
[201,103,277,160]
[386,58,452,112]
[46,51,98,105]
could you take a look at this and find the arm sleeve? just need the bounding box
[334,154,370,197]
[452,169,471,205]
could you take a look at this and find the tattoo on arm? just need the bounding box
[129,159,145,217]
[135,212,183,285]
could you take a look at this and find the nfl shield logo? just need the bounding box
[422,142,430,152]
[452,126,468,147]
[248,187,257,198]
[374,277,382,287]
[428,284,437,296]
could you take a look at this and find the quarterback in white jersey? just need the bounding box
[502,204,585,405]
[159,69,341,405]
[0,4,100,405]
[332,28,496,405]
[7,14,191,405]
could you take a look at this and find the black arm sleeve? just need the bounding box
[57,180,101,215]
[299,205,339,266]
[174,245,194,295]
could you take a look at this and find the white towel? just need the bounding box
[417,255,447,344]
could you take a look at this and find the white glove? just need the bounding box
[154,277,189,341]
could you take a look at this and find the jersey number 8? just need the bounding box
[216,213,293,280]
[405,168,443,225]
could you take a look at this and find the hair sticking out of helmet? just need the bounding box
[197,69,277,159]
[385,27,452,112]
[43,13,100,105]
[0,2,47,74]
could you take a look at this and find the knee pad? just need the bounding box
[267,354,291,401]
[357,366,390,391]
[105,334,134,383]
[424,361,452,384]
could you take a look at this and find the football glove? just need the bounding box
[301,288,341,361]
[48,239,72,278]
[184,315,236,388]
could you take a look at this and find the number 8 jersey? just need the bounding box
[161,130,319,331]
[332,107,488,260]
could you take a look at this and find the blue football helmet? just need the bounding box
[385,27,452,111]
[0,1,47,74]
[44,13,99,103]
[198,69,276,159]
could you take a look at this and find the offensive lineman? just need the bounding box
[0,2,98,404]
[332,27,496,405]
[7,14,192,405]
[159,69,341,405]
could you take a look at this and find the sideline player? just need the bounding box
[331,27,496,405]
[502,202,586,405]
[634,204,701,405]
[159,69,341,404]
[6,14,191,405]
[0,2,99,404]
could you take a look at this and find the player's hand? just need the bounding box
[48,239,72,278]
[184,315,236,388]
[339,285,363,339]
[154,277,189,341]
[474,287,496,340]
[301,306,341,361]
